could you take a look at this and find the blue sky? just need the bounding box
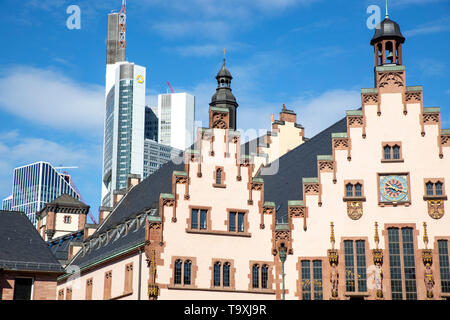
[0,0,449,222]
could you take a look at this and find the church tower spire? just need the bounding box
[209,55,239,130]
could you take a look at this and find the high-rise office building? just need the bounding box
[101,62,147,207]
[143,139,181,178]
[158,93,195,151]
[101,4,147,207]
[1,162,80,226]
[145,106,159,142]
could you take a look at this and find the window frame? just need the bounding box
[213,166,226,188]
[343,180,366,201]
[423,178,447,200]
[248,261,274,292]
[188,206,212,232]
[171,257,197,288]
[210,259,235,290]
[299,258,324,300]
[381,142,404,163]
[227,209,249,234]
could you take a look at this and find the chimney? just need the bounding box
[127,173,141,192]
[99,206,113,224]
[68,241,83,260]
[83,224,99,241]
[113,189,127,207]
[279,104,297,123]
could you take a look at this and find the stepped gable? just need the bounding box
[261,117,347,222]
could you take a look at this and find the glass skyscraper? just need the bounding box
[2,162,80,226]
[143,139,181,178]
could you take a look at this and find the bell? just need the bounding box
[386,51,394,62]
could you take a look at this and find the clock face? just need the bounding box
[379,174,410,203]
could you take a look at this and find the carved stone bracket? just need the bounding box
[303,183,319,195]
[273,225,293,256]
[288,201,308,231]
[373,249,384,265]
[422,249,433,266]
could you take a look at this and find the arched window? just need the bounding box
[436,182,443,196]
[184,260,192,285]
[384,145,392,160]
[346,183,354,197]
[261,265,269,289]
[426,182,434,196]
[252,264,260,288]
[216,168,222,185]
[174,260,182,284]
[223,263,230,287]
[355,183,362,197]
[393,145,400,160]
[214,262,221,286]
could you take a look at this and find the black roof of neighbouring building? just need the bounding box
[261,117,347,222]
[48,230,84,264]
[0,210,64,273]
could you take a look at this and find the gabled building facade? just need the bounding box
[56,14,450,300]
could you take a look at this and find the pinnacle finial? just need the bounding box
[423,222,429,249]
[330,222,335,250]
[374,222,380,249]
[223,48,226,64]
[385,0,389,18]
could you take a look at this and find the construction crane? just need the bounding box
[118,0,127,49]
[167,82,175,94]
[60,169,98,225]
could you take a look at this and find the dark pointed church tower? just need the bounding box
[209,58,239,130]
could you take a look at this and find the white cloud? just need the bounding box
[404,17,450,37]
[0,131,102,200]
[0,66,104,135]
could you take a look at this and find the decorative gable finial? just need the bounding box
[385,0,389,18]
[330,222,335,249]
[423,222,429,249]
[374,221,380,249]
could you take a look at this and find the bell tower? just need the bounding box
[370,7,407,91]
[370,8,405,67]
[209,55,239,130]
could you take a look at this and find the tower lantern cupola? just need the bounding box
[371,10,405,67]
[209,57,239,130]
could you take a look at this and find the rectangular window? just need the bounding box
[388,228,403,300]
[191,209,198,229]
[104,271,112,300]
[301,260,311,300]
[86,279,93,300]
[13,278,33,300]
[124,263,133,294]
[312,260,323,300]
[388,227,417,300]
[344,241,355,292]
[229,211,246,233]
[200,210,207,230]
[438,240,450,293]
[238,213,245,232]
[66,287,72,300]
[229,212,236,232]
[356,240,367,292]
[344,240,367,293]
[402,228,417,300]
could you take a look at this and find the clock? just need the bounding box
[379,174,410,204]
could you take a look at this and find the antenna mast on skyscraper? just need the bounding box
[119,0,127,49]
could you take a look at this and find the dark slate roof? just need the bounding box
[68,159,184,270]
[97,160,184,234]
[0,210,64,273]
[371,18,405,45]
[71,217,146,270]
[48,230,84,264]
[216,59,232,79]
[47,194,89,208]
[261,117,347,223]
